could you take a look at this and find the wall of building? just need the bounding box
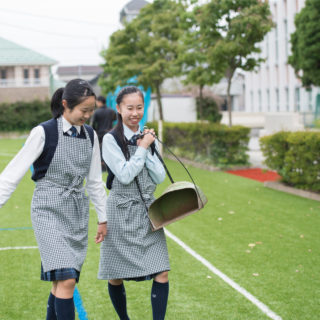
[148,96,197,122]
[244,0,318,126]
[0,87,50,103]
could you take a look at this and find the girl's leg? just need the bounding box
[108,279,130,320]
[54,279,76,320]
[46,282,58,320]
[152,272,169,320]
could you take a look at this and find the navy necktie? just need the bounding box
[128,134,141,145]
[70,126,78,137]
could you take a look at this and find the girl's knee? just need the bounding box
[55,279,76,298]
[155,271,169,283]
[109,279,123,286]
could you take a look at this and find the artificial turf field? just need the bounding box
[0,137,319,320]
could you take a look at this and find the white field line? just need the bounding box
[0,153,15,157]
[165,229,282,320]
[0,246,38,251]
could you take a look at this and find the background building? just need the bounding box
[0,37,56,103]
[120,0,149,25]
[244,0,317,130]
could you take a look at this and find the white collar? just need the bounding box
[61,116,81,134]
[123,124,140,140]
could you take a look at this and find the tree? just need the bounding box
[197,0,274,126]
[99,0,187,121]
[178,5,224,120]
[98,26,139,94]
[289,0,320,88]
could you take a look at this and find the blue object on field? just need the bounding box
[74,286,89,320]
[0,227,33,231]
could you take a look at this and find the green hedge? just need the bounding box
[0,100,51,131]
[147,121,250,167]
[260,131,320,192]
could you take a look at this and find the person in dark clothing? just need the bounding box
[92,96,117,171]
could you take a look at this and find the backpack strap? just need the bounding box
[105,129,124,190]
[32,118,58,181]
[84,124,94,147]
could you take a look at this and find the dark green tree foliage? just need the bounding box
[260,131,320,192]
[195,96,222,123]
[99,0,187,120]
[197,0,274,126]
[178,3,224,119]
[289,0,320,88]
[98,27,139,94]
[0,100,51,131]
[147,121,250,166]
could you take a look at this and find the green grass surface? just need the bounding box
[0,138,319,319]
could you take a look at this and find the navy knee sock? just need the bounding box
[46,292,57,320]
[55,297,75,320]
[151,281,169,320]
[108,282,130,320]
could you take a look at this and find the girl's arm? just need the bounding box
[102,133,148,185]
[85,131,107,223]
[0,126,45,208]
[145,141,166,184]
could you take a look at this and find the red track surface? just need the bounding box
[226,168,281,182]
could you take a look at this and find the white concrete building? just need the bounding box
[244,0,318,130]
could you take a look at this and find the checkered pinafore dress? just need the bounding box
[98,144,170,280]
[31,117,92,273]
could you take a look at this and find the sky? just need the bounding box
[0,0,142,68]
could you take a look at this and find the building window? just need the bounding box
[24,69,29,84]
[276,88,279,111]
[34,69,40,84]
[266,34,269,61]
[250,91,254,112]
[295,87,300,111]
[284,19,288,59]
[258,90,262,112]
[285,87,289,111]
[0,69,7,86]
[308,89,313,111]
[267,89,270,112]
[275,25,279,63]
[284,0,287,13]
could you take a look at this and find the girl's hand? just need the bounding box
[95,223,107,243]
[138,129,156,149]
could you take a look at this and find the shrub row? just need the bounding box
[260,131,320,192]
[0,100,51,131]
[147,121,250,167]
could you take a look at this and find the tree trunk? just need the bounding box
[226,68,235,127]
[155,84,164,121]
[199,84,204,120]
[155,83,164,156]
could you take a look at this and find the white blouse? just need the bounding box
[102,124,166,185]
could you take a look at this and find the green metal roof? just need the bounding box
[0,37,57,66]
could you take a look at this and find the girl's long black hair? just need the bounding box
[51,79,96,118]
[114,86,144,160]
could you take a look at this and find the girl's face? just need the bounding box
[117,93,144,132]
[63,96,95,126]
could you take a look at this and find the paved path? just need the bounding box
[247,137,268,169]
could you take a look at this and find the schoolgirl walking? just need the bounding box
[98,86,170,320]
[0,79,107,320]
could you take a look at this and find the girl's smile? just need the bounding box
[116,93,144,132]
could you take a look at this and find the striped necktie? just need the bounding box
[70,126,78,137]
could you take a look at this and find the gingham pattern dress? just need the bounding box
[98,145,170,280]
[31,117,92,273]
